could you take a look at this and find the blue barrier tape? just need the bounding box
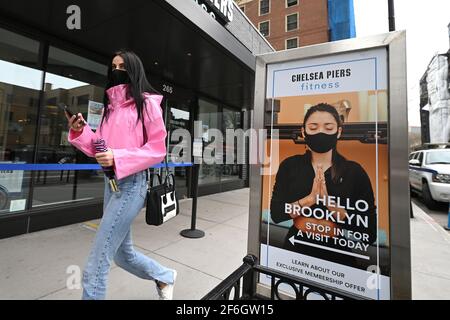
[0,162,194,171]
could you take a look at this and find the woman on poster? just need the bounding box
[270,103,377,268]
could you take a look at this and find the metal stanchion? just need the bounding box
[180,163,205,238]
[181,136,205,238]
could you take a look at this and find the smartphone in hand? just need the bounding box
[58,103,87,125]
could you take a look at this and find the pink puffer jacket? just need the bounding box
[69,84,167,180]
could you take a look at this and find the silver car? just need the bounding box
[409,148,450,209]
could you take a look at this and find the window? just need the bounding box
[417,152,424,165]
[259,0,270,16]
[197,99,243,186]
[286,0,298,7]
[166,99,191,199]
[198,99,220,185]
[222,108,242,182]
[46,97,57,106]
[0,27,41,214]
[33,46,108,208]
[286,13,298,31]
[426,150,450,165]
[77,94,89,106]
[259,21,270,37]
[286,37,298,49]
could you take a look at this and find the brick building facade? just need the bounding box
[236,0,330,51]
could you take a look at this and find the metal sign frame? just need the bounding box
[247,31,411,300]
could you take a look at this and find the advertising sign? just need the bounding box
[0,162,24,193]
[249,32,410,300]
[261,48,389,299]
[87,100,104,130]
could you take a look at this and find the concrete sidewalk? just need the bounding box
[0,188,449,300]
[0,188,250,300]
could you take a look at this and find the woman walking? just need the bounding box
[66,50,177,300]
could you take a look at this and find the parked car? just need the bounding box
[409,148,450,209]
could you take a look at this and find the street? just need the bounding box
[410,198,450,299]
[412,196,449,230]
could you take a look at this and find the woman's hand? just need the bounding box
[65,112,86,132]
[298,165,324,208]
[292,165,336,236]
[95,149,115,167]
[289,165,327,219]
[318,166,328,198]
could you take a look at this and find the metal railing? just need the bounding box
[202,255,366,300]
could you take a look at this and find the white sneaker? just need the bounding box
[156,270,177,300]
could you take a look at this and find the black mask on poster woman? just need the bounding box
[106,69,131,89]
[304,132,339,153]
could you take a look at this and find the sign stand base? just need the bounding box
[180,229,205,238]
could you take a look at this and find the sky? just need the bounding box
[353,0,450,127]
[0,60,89,91]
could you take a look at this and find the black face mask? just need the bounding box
[304,132,339,153]
[106,69,130,89]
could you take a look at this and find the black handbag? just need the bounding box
[141,111,179,226]
[144,161,179,226]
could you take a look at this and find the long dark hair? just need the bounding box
[303,103,346,184]
[101,49,160,129]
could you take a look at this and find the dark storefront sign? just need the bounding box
[194,0,234,25]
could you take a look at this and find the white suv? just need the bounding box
[409,148,450,209]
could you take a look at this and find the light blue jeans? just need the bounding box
[82,170,175,300]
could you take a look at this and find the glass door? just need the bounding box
[165,98,191,199]
[222,107,242,182]
[198,99,221,186]
[0,28,42,214]
[197,99,244,189]
[32,46,107,208]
